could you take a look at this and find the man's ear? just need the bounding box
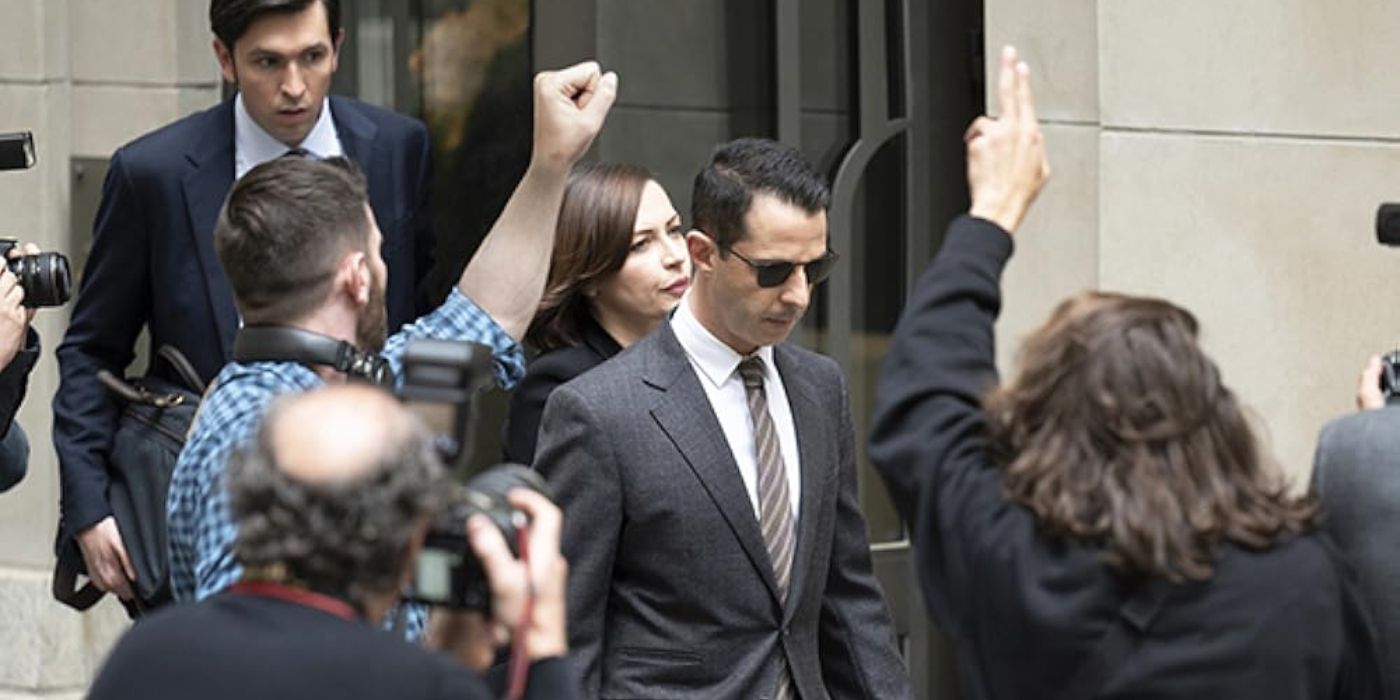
[687,230,716,274]
[336,251,371,307]
[212,38,237,85]
[330,28,346,71]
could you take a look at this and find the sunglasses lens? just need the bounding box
[756,262,796,288]
[805,254,836,285]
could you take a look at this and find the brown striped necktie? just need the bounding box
[738,356,797,700]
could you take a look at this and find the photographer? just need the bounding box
[88,384,576,700]
[165,59,615,633]
[1312,356,1400,696]
[0,243,45,494]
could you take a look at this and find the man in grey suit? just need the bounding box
[534,138,912,700]
[1312,354,1400,696]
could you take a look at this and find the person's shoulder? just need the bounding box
[331,96,428,140]
[774,342,843,385]
[116,100,232,166]
[1313,407,1400,490]
[192,363,314,439]
[1222,533,1342,594]
[1318,406,1400,451]
[529,344,607,385]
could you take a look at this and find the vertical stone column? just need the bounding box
[985,0,1102,372]
[0,1,218,696]
[985,0,1400,481]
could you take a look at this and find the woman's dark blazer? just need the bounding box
[503,316,622,465]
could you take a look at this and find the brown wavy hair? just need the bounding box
[525,162,655,352]
[984,291,1317,582]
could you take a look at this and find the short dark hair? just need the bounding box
[210,0,341,50]
[690,137,830,250]
[214,155,370,325]
[527,162,655,352]
[228,398,446,603]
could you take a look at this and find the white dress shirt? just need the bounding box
[233,94,343,179]
[671,296,801,520]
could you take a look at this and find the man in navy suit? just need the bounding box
[54,0,435,604]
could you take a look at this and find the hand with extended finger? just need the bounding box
[530,61,619,174]
[966,46,1050,235]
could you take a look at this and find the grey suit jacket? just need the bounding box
[534,323,912,700]
[1313,407,1400,697]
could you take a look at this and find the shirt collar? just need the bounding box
[671,294,776,389]
[234,94,343,179]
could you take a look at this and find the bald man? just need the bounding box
[89,385,578,700]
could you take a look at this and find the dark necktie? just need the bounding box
[738,356,797,700]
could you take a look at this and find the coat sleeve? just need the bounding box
[532,383,624,697]
[817,367,915,700]
[866,215,1013,639]
[53,149,154,537]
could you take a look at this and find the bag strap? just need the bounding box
[51,542,104,611]
[1061,579,1172,700]
[156,345,206,393]
[95,370,187,408]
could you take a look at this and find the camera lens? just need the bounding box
[7,251,72,307]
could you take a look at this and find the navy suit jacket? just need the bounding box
[54,96,434,540]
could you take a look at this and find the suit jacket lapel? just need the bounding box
[774,344,829,623]
[644,326,785,603]
[332,97,391,227]
[181,99,238,355]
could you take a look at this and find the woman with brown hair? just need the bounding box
[503,163,689,464]
[869,48,1381,698]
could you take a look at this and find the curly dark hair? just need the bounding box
[227,403,446,604]
[984,291,1318,582]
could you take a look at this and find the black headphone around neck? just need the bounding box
[233,326,394,387]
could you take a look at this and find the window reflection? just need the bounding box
[338,0,533,472]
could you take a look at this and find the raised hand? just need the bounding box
[530,61,619,174]
[966,46,1050,235]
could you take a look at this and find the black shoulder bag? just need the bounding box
[52,345,206,617]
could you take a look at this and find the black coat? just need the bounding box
[503,315,621,465]
[868,215,1384,699]
[87,592,580,700]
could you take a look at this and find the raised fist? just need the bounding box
[530,61,619,173]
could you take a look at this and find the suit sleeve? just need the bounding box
[53,149,154,536]
[503,354,572,465]
[866,215,1012,639]
[532,384,623,698]
[817,368,914,700]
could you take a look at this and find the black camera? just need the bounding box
[0,239,72,308]
[398,338,553,610]
[1380,350,1400,402]
[0,132,36,171]
[0,132,73,308]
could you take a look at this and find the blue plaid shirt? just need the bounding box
[166,289,525,635]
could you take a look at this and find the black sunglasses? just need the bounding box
[725,247,839,288]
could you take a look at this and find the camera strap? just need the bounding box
[230,580,359,622]
[233,326,394,387]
